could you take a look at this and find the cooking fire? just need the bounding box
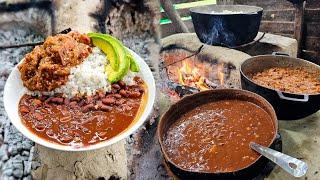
[176,60,225,90]
[161,48,233,93]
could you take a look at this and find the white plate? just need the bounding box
[3,48,156,151]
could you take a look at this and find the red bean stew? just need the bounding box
[251,67,320,94]
[163,100,275,172]
[18,79,147,147]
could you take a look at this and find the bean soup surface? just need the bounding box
[18,80,147,147]
[163,100,275,172]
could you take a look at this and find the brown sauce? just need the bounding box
[163,100,275,172]
[251,67,320,94]
[18,80,147,147]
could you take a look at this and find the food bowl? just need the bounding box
[240,53,320,120]
[190,5,263,47]
[3,48,156,151]
[158,89,279,179]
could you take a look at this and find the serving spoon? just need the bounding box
[250,142,308,177]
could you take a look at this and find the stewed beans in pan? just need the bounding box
[251,67,320,94]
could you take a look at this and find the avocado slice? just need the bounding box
[88,33,122,71]
[88,32,140,73]
[127,51,140,72]
[88,33,130,83]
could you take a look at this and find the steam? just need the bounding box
[199,17,236,47]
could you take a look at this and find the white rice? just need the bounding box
[211,10,244,14]
[27,47,140,98]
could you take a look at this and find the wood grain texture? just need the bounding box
[260,21,294,34]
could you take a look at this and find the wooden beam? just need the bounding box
[294,1,305,57]
[305,36,320,51]
[160,0,189,33]
[305,9,320,22]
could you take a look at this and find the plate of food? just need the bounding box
[3,31,155,151]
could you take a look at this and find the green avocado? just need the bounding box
[88,33,130,83]
[127,51,140,72]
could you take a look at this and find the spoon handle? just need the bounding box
[250,142,308,177]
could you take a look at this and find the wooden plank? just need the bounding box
[262,9,295,21]
[232,0,294,10]
[305,8,320,22]
[305,0,320,8]
[274,33,295,38]
[161,8,190,19]
[260,21,294,35]
[301,50,320,65]
[294,2,305,57]
[306,22,320,37]
[161,19,194,37]
[305,36,320,51]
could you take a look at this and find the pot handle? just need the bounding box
[276,91,309,102]
[272,52,290,56]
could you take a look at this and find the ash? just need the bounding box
[0,28,43,180]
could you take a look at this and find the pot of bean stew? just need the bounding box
[240,52,320,120]
[158,89,280,179]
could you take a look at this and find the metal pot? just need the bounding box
[190,5,263,47]
[158,89,281,179]
[240,53,320,120]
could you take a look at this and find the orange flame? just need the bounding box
[176,60,225,90]
[177,61,209,91]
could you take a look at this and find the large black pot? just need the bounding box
[190,5,263,47]
[240,53,320,120]
[158,89,281,179]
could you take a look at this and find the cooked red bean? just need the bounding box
[35,123,46,131]
[78,99,86,107]
[119,89,129,97]
[59,135,74,144]
[39,95,48,101]
[118,80,126,87]
[34,113,44,121]
[82,103,95,113]
[100,105,112,112]
[102,97,115,105]
[70,96,80,102]
[32,99,42,107]
[111,84,121,90]
[98,91,105,99]
[50,97,64,104]
[46,129,54,137]
[20,106,29,114]
[69,101,77,108]
[113,94,122,99]
[129,91,141,98]
[86,96,93,104]
[64,98,70,105]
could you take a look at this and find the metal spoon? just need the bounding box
[250,142,308,177]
